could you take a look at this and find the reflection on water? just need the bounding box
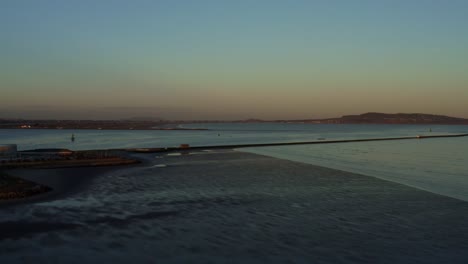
[1,124,467,203]
[245,137,468,201]
[1,124,467,151]
[1,151,468,263]
[1,124,468,262]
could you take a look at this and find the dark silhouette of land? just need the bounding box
[0,112,467,130]
[296,112,468,124]
[0,119,206,130]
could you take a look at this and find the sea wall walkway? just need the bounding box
[127,133,468,153]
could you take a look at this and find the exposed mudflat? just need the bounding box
[1,150,468,263]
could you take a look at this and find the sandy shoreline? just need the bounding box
[1,150,468,262]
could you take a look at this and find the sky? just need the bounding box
[1,0,468,120]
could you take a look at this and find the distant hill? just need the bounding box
[303,113,468,124]
[1,113,468,128]
[122,116,166,122]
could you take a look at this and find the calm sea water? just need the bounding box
[1,124,468,262]
[1,123,468,201]
[195,124,468,201]
[0,123,466,151]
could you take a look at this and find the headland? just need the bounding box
[1,112,468,131]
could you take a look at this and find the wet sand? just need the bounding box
[1,150,468,263]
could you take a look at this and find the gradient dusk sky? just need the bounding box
[1,0,468,120]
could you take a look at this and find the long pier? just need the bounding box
[128,133,468,153]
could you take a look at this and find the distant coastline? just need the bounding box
[297,112,468,125]
[1,112,467,130]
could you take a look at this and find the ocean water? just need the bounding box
[1,124,468,262]
[3,150,468,263]
[244,137,468,202]
[1,124,468,202]
[0,123,466,151]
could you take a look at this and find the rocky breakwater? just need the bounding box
[0,172,51,200]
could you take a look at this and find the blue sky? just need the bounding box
[1,0,468,119]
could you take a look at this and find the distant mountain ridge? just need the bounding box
[302,112,468,124]
[1,112,468,128]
